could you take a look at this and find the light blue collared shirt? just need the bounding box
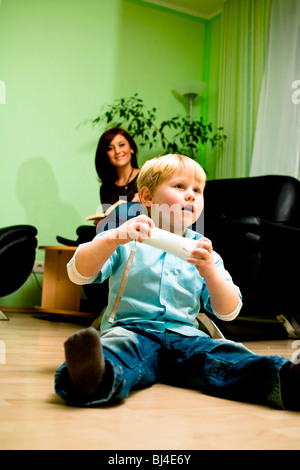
[68,228,242,337]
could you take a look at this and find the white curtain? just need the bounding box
[250,0,300,178]
[215,0,271,179]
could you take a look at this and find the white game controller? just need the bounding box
[143,227,199,261]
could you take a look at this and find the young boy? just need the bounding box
[55,154,300,410]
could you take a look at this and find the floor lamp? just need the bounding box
[174,80,207,123]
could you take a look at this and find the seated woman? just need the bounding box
[80,128,140,313]
[95,127,140,207]
[73,127,140,241]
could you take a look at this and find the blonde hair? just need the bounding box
[137,154,206,195]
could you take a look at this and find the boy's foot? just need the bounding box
[64,327,105,399]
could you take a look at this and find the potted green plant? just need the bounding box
[88,93,226,161]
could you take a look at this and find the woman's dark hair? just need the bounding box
[95,127,138,183]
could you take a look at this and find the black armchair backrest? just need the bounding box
[204,175,300,227]
[0,225,38,297]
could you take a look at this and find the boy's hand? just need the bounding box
[189,237,241,316]
[188,237,216,279]
[116,215,155,244]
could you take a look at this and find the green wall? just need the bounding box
[0,0,221,307]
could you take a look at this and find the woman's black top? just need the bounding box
[100,174,139,205]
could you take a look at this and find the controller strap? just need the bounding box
[108,242,137,324]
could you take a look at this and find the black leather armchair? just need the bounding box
[203,175,300,340]
[0,225,38,298]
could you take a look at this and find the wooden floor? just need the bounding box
[1,311,300,450]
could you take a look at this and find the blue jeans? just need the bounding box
[55,325,290,408]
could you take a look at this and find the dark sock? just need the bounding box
[64,327,105,399]
[280,361,300,410]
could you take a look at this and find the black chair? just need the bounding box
[203,175,300,340]
[0,225,38,299]
[57,225,96,247]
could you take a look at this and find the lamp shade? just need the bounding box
[174,80,207,97]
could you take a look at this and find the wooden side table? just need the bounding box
[35,246,93,317]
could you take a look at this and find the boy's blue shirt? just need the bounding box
[69,228,242,337]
